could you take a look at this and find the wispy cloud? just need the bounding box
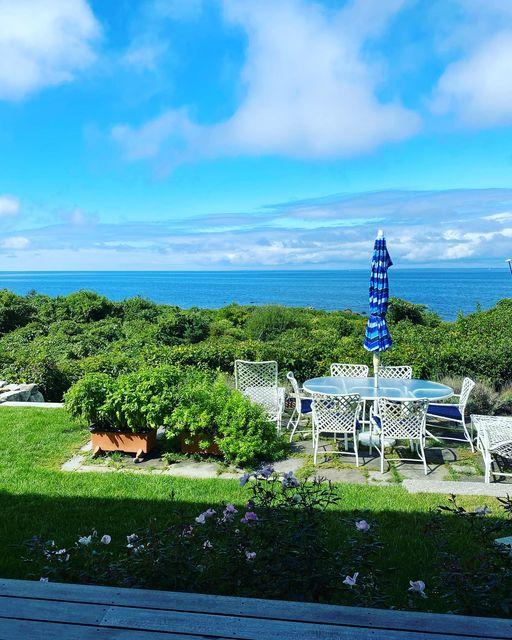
[3,189,512,269]
[0,195,20,217]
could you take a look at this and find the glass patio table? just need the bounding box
[302,376,454,448]
[302,376,453,401]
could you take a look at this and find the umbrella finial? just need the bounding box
[377,229,384,239]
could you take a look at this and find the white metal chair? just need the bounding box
[378,365,412,380]
[426,377,476,451]
[234,360,285,431]
[472,415,512,483]
[331,363,369,378]
[311,394,362,466]
[286,372,312,442]
[371,398,429,474]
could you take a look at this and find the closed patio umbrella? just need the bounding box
[364,230,393,387]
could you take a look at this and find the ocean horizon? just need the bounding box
[0,268,509,320]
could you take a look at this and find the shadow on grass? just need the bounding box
[0,487,510,617]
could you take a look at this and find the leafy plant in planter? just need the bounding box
[65,366,182,461]
[168,373,285,466]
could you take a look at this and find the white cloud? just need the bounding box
[1,236,29,249]
[432,3,512,126]
[113,0,419,164]
[0,0,100,101]
[0,195,20,216]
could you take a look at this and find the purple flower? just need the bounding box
[258,465,274,479]
[222,503,238,521]
[241,511,259,524]
[195,508,216,525]
[245,550,256,561]
[239,473,252,487]
[203,540,213,550]
[182,525,194,538]
[408,580,426,597]
[126,533,138,544]
[100,535,111,545]
[78,535,92,546]
[343,572,359,586]
[355,520,370,532]
[281,471,299,488]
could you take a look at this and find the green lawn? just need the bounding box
[0,407,508,613]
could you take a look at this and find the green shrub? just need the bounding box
[65,373,115,428]
[104,365,182,432]
[245,305,305,341]
[168,373,284,466]
[156,309,210,345]
[388,297,441,327]
[0,289,36,334]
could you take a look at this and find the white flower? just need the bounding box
[355,520,370,532]
[408,580,426,597]
[343,572,359,586]
[474,505,491,515]
[39,577,49,583]
[245,551,256,561]
[195,508,216,525]
[126,534,138,544]
[78,535,92,546]
[203,540,213,550]
[100,535,111,545]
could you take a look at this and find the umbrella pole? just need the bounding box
[373,353,379,388]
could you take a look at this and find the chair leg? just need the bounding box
[354,432,359,467]
[288,410,301,442]
[419,437,428,475]
[313,431,318,465]
[484,454,491,483]
[380,434,385,474]
[462,418,474,452]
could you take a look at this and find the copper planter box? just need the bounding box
[180,433,221,456]
[91,429,157,462]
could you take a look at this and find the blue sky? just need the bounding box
[1,0,512,269]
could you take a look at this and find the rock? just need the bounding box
[29,390,45,403]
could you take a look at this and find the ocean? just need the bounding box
[0,269,509,320]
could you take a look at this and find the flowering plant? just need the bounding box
[23,470,386,606]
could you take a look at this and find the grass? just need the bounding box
[0,406,509,613]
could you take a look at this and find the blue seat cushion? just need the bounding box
[300,398,313,414]
[371,415,381,428]
[427,404,462,420]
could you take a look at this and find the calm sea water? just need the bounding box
[0,269,509,320]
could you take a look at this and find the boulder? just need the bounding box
[0,383,44,403]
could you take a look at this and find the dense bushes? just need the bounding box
[2,289,512,403]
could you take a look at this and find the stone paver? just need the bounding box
[404,479,512,496]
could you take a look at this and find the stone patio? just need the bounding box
[61,428,512,496]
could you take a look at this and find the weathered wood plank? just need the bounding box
[0,592,482,640]
[0,618,224,640]
[1,579,510,639]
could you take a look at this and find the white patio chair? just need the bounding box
[234,360,285,431]
[311,394,362,466]
[286,372,313,442]
[378,365,412,380]
[370,398,429,474]
[426,377,476,451]
[472,415,512,483]
[330,363,369,378]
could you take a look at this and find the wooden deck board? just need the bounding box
[0,578,510,639]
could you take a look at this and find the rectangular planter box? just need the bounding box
[91,429,157,462]
[180,433,221,456]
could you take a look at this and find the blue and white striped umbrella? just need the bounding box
[364,231,393,358]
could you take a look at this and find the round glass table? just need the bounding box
[302,376,453,448]
[302,376,453,401]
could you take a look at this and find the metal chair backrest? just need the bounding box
[472,414,512,451]
[287,371,302,414]
[459,377,476,413]
[377,398,428,440]
[378,365,412,380]
[235,360,279,414]
[312,394,361,434]
[330,363,369,378]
